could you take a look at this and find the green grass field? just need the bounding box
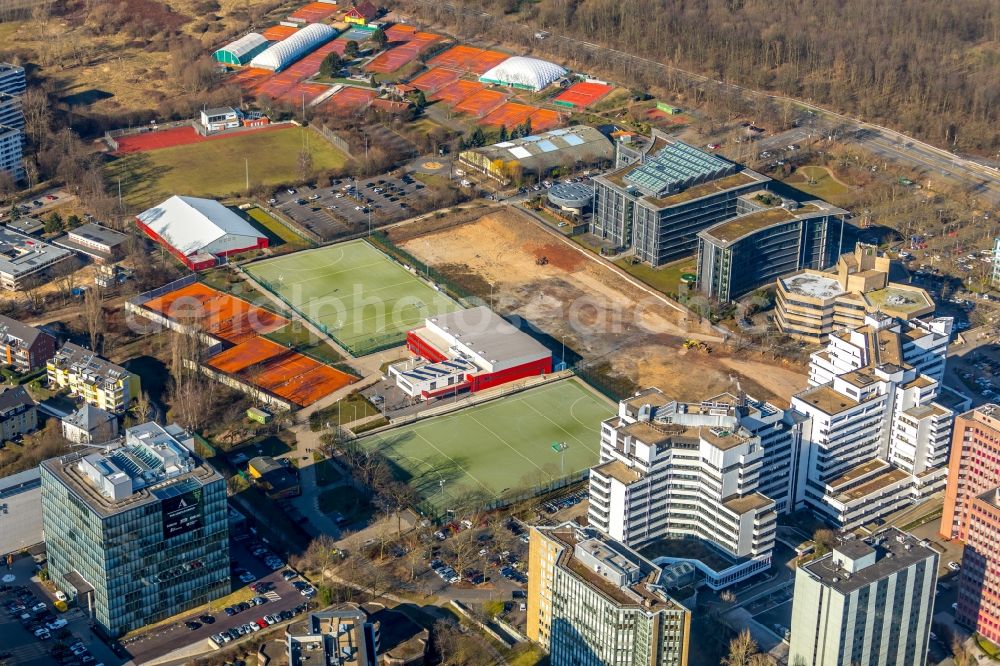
[358,379,614,514]
[245,240,461,356]
[106,127,349,207]
[785,165,851,205]
[246,206,313,250]
[613,255,697,297]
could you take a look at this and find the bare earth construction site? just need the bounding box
[390,208,808,401]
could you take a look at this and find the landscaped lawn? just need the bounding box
[106,126,350,207]
[265,322,345,365]
[309,391,380,430]
[232,433,295,459]
[784,165,851,206]
[317,486,373,524]
[244,206,313,250]
[613,256,697,297]
[314,458,344,486]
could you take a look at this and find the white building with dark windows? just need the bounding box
[587,389,778,589]
[788,528,937,666]
[790,313,963,529]
[0,63,25,96]
[0,93,23,130]
[0,124,24,182]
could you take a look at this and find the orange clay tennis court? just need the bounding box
[269,365,353,406]
[429,45,509,74]
[553,82,614,108]
[365,32,441,73]
[288,1,338,22]
[277,81,331,105]
[142,283,288,344]
[319,87,375,112]
[432,80,484,105]
[384,24,417,42]
[262,24,298,41]
[410,67,461,93]
[481,103,564,130]
[231,67,271,90]
[454,88,508,117]
[207,337,354,406]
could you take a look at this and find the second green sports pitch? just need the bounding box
[358,379,615,514]
[245,240,461,356]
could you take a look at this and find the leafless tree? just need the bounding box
[83,284,104,352]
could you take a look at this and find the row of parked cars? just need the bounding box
[209,604,311,647]
[50,639,99,666]
[222,595,270,617]
[5,588,65,642]
[543,490,588,515]
[430,560,461,584]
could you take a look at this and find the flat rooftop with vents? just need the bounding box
[800,527,937,595]
[39,422,218,518]
[0,226,73,290]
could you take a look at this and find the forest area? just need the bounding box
[419,0,1000,155]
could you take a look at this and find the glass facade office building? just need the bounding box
[40,423,230,636]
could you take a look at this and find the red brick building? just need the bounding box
[941,404,1000,641]
[957,488,1000,642]
[941,405,1000,541]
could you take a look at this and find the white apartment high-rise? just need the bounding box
[588,389,779,588]
[527,523,691,666]
[0,125,24,182]
[788,528,937,666]
[0,64,25,97]
[0,64,25,183]
[790,313,962,529]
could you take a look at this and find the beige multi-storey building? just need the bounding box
[776,243,935,345]
[527,523,690,666]
[588,389,779,589]
[47,343,140,414]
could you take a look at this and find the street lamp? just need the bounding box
[551,441,568,476]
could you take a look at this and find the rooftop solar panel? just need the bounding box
[624,141,734,197]
[563,133,584,146]
[536,140,557,152]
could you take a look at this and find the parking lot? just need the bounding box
[270,173,429,241]
[0,557,124,666]
[121,537,315,664]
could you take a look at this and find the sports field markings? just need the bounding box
[271,256,386,279]
[407,429,497,497]
[518,396,600,452]
[466,412,551,478]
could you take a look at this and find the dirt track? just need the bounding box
[394,209,808,401]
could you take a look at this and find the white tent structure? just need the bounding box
[249,23,337,72]
[478,56,567,91]
[136,196,268,269]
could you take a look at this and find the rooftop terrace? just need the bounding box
[794,384,861,415]
[863,285,934,316]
